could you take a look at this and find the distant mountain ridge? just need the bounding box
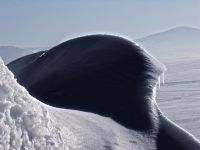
[0,46,31,64]
[0,46,47,64]
[1,26,200,64]
[135,26,200,62]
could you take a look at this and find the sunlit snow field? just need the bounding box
[157,59,200,139]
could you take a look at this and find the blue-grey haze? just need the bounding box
[0,0,200,47]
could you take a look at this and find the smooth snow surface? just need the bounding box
[0,58,158,150]
[157,59,200,139]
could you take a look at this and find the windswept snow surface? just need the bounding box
[157,59,200,139]
[0,58,157,150]
[134,26,200,139]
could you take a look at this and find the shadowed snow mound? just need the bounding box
[8,35,165,130]
[6,34,200,149]
[0,58,158,150]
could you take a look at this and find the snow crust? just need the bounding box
[0,58,158,150]
[0,58,66,150]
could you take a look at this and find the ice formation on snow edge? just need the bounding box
[0,58,66,150]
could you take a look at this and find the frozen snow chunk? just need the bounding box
[0,58,66,150]
[0,85,11,101]
[0,102,10,113]
[0,124,10,149]
[10,105,24,119]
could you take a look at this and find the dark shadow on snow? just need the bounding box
[8,34,200,149]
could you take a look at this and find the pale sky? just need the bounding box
[0,0,200,47]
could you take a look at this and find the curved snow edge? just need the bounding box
[0,58,66,150]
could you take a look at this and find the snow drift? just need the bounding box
[0,59,66,149]
[1,34,200,149]
[8,35,166,131]
[0,57,158,150]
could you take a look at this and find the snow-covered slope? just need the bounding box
[0,58,158,150]
[136,26,200,62]
[3,34,200,149]
[134,27,200,139]
[157,58,200,139]
[0,58,66,149]
[2,56,200,150]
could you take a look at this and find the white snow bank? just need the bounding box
[0,58,158,150]
[0,58,66,150]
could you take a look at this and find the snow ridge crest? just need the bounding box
[0,58,66,150]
